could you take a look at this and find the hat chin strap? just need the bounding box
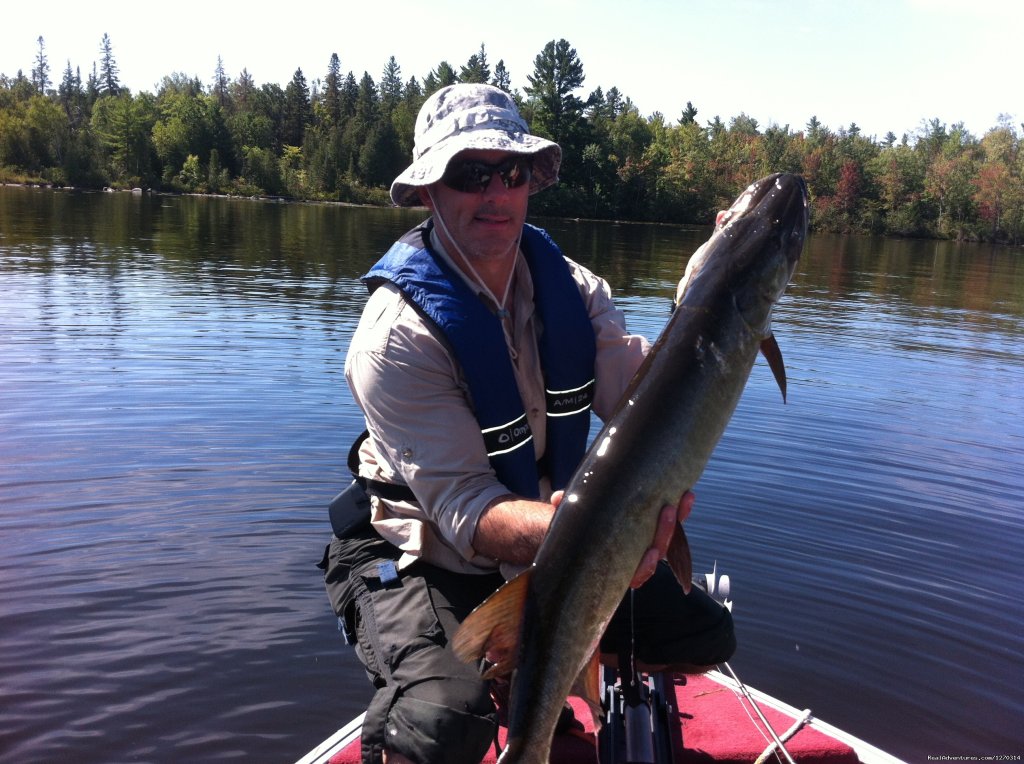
[426,187,522,317]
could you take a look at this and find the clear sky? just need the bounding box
[2,0,1017,142]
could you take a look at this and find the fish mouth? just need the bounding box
[722,173,809,242]
[748,173,809,271]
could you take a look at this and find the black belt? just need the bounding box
[348,430,417,503]
[363,477,416,503]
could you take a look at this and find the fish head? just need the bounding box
[730,172,808,333]
[679,173,809,338]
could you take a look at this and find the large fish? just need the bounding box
[453,172,809,762]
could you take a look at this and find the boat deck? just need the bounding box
[304,669,902,763]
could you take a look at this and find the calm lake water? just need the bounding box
[1,186,1022,763]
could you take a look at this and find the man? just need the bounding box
[321,83,735,764]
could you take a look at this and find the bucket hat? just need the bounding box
[390,83,561,207]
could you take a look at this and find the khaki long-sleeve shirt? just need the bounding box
[344,226,651,575]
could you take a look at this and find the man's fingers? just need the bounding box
[678,490,695,523]
[652,503,678,558]
[632,491,695,590]
[630,547,660,590]
[654,491,694,557]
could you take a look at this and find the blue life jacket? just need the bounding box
[364,221,596,498]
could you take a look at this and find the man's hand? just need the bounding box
[550,490,695,590]
[629,491,694,589]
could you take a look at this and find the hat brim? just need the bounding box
[390,129,561,207]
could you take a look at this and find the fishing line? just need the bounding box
[628,588,637,687]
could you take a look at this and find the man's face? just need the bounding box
[419,150,531,263]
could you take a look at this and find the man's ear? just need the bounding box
[417,186,434,209]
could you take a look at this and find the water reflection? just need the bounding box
[1,187,1022,761]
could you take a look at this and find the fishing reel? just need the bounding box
[599,663,676,764]
[695,561,733,611]
[598,562,734,763]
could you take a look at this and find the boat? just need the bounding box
[296,663,903,764]
[297,568,904,764]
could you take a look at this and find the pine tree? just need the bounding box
[380,56,402,115]
[523,39,589,197]
[323,53,342,127]
[340,71,358,123]
[99,33,120,96]
[423,61,457,96]
[31,36,50,94]
[212,56,229,107]
[86,63,101,105]
[230,68,256,113]
[679,101,698,125]
[402,76,423,104]
[460,44,490,84]
[58,60,85,126]
[524,39,585,141]
[282,68,310,147]
[491,60,512,92]
[354,71,379,122]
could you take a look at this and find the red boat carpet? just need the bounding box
[328,673,859,763]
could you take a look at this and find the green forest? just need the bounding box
[2,35,1022,243]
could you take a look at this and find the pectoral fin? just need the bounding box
[760,333,788,403]
[665,524,693,595]
[452,568,531,679]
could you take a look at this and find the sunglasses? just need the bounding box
[441,156,532,194]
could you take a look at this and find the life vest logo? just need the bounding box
[482,414,533,457]
[546,379,595,417]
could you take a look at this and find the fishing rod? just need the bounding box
[597,588,680,764]
[597,562,798,764]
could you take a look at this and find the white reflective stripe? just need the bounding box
[487,434,534,457]
[482,413,532,457]
[545,379,595,396]
[546,378,595,417]
[547,405,590,418]
[480,413,529,435]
